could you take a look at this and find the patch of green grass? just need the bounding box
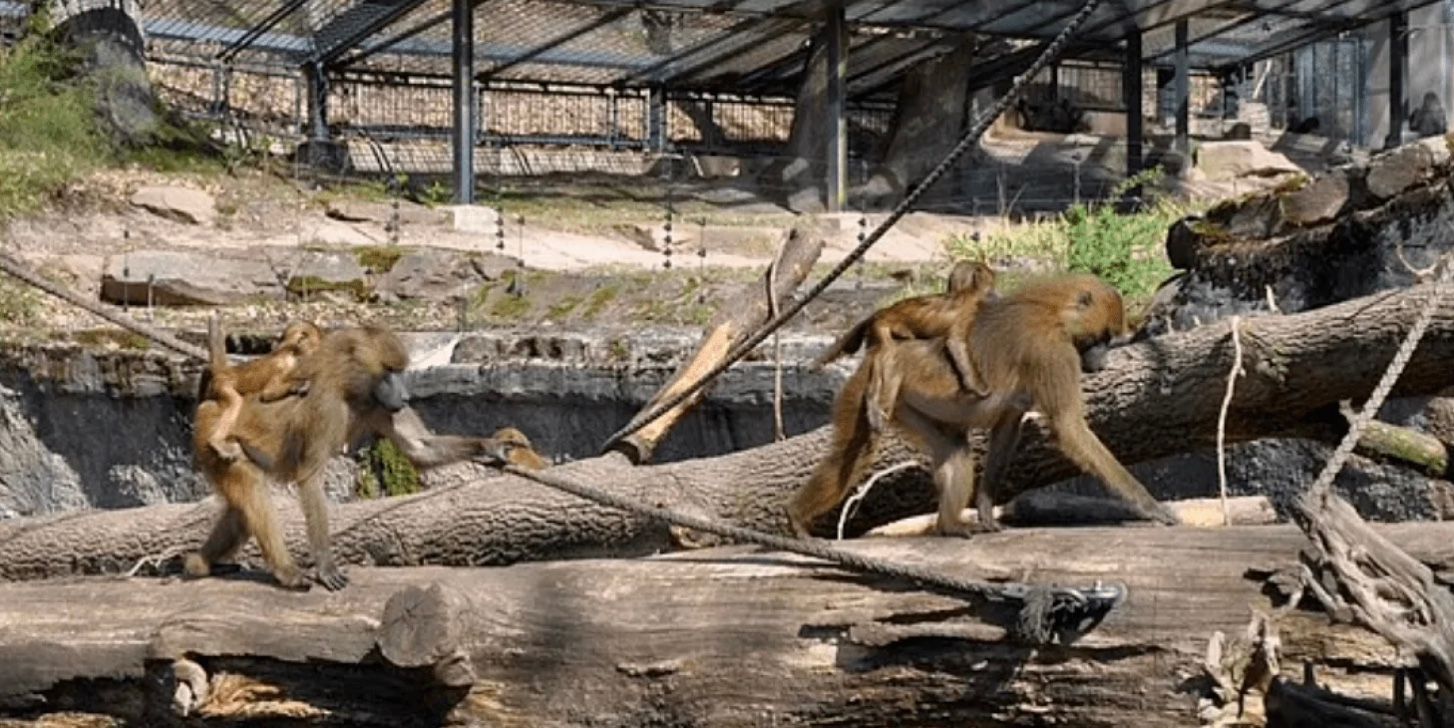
[355,245,407,274]
[0,279,42,325]
[0,35,106,222]
[582,285,620,320]
[491,288,532,319]
[72,329,150,350]
[546,295,583,321]
[287,276,369,301]
[948,168,1195,302]
[355,439,421,498]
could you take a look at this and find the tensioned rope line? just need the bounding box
[0,249,1124,643]
[1298,258,1454,519]
[598,0,1105,453]
[0,252,208,361]
[498,462,1127,645]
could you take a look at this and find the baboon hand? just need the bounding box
[475,436,519,466]
[315,561,349,591]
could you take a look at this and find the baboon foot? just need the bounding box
[208,439,245,462]
[1144,502,1181,526]
[932,520,978,539]
[273,565,313,591]
[314,562,349,592]
[182,552,211,578]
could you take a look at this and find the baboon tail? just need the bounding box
[811,318,869,370]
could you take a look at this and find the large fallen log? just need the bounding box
[3,280,1454,579]
[5,524,1452,726]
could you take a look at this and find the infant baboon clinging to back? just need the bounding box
[790,273,1176,538]
[198,316,322,462]
[815,259,998,430]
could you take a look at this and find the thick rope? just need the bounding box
[0,252,208,361]
[500,462,1127,644]
[1302,260,1454,515]
[598,0,1105,453]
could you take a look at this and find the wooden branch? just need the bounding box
[5,281,1454,578]
[8,524,1453,726]
[611,224,824,464]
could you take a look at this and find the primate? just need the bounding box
[789,274,1176,538]
[198,318,322,462]
[492,426,551,470]
[186,324,517,591]
[815,260,998,430]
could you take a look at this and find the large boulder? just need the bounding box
[129,186,216,226]
[286,250,369,302]
[1365,136,1452,201]
[100,250,279,305]
[1194,141,1302,181]
[1280,170,1350,227]
[373,249,512,303]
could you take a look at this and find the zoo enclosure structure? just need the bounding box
[22,0,1450,209]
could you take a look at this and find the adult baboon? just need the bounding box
[186,324,516,591]
[790,274,1176,537]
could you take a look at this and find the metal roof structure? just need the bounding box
[129,0,1443,100]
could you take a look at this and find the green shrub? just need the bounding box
[0,35,105,221]
[356,439,422,498]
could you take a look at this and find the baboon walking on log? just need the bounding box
[790,274,1178,537]
[186,324,516,591]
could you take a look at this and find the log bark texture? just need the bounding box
[5,525,1452,726]
[3,281,1454,579]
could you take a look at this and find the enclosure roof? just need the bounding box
[117,0,1448,97]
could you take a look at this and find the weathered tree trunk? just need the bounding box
[612,224,824,464]
[3,280,1454,579]
[6,525,1452,726]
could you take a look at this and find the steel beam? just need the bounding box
[826,2,847,212]
[314,0,432,68]
[1174,18,1189,155]
[485,8,632,79]
[1124,29,1144,178]
[1387,9,1408,149]
[452,0,476,204]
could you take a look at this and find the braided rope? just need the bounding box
[1305,260,1454,510]
[598,0,1106,453]
[501,462,1127,644]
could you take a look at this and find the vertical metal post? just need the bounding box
[452,0,476,204]
[1387,11,1408,149]
[1174,19,1190,157]
[1123,30,1144,179]
[304,61,328,142]
[648,85,666,152]
[825,2,847,213]
[1049,62,1060,101]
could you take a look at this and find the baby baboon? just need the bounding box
[187,324,517,591]
[492,426,551,470]
[815,260,998,430]
[198,317,322,462]
[789,273,1176,538]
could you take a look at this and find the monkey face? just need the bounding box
[372,370,409,412]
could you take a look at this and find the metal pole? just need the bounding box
[452,0,476,204]
[1174,19,1190,157]
[1123,30,1143,179]
[1387,11,1408,149]
[825,3,848,213]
